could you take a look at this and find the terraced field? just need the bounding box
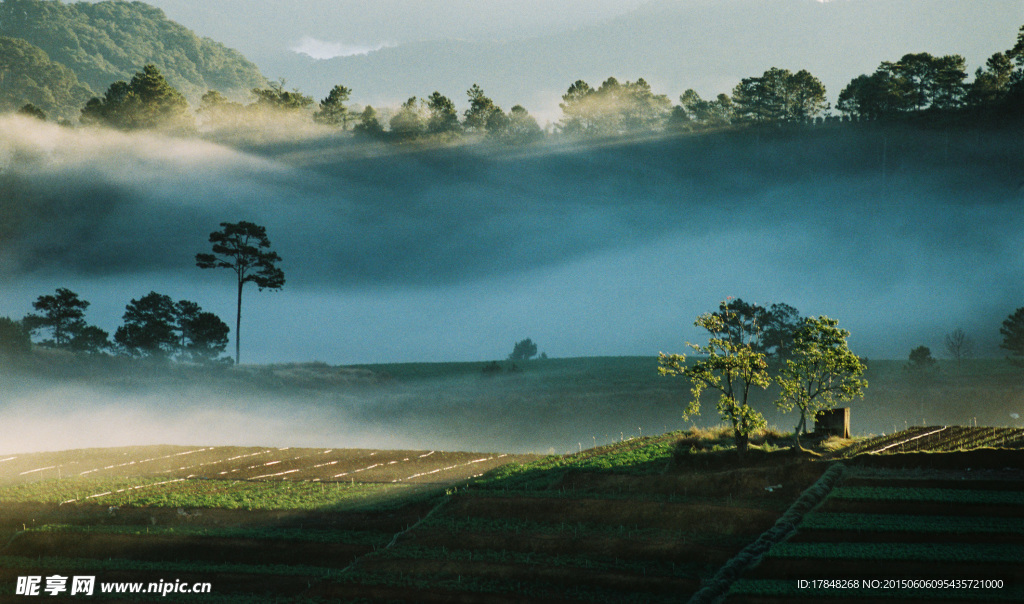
[727,443,1024,603]
[1,427,1022,602]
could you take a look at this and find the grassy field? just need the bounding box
[1,426,1022,602]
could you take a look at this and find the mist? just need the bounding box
[2,116,1024,367]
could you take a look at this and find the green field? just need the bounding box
[1,426,1021,602]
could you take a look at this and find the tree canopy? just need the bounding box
[659,299,771,453]
[775,316,866,438]
[80,64,192,130]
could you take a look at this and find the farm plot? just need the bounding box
[727,460,1024,604]
[836,426,1024,457]
[309,432,830,603]
[0,445,538,601]
[0,445,534,486]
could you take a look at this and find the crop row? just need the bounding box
[1,446,534,487]
[800,513,1024,534]
[25,523,393,546]
[828,486,1024,505]
[0,476,417,510]
[420,513,711,542]
[766,542,1024,563]
[838,427,934,457]
[370,544,707,578]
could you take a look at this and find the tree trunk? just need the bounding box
[235,280,243,365]
[735,431,749,455]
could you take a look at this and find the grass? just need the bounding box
[828,486,1024,505]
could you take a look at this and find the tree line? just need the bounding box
[10,24,1023,141]
[0,222,285,366]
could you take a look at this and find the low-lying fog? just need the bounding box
[2,117,1022,453]
[3,117,1021,364]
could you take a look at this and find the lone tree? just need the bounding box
[659,299,771,454]
[509,338,538,361]
[775,316,867,441]
[196,221,284,364]
[944,327,974,370]
[906,345,937,372]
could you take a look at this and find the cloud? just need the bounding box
[289,37,393,60]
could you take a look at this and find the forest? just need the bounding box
[0,0,1021,138]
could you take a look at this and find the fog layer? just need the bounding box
[2,117,1022,363]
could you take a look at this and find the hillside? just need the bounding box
[0,0,266,107]
[0,34,92,119]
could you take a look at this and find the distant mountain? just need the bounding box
[0,35,92,119]
[0,0,266,104]
[248,0,1022,120]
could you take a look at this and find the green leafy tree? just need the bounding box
[558,76,671,136]
[968,52,1016,106]
[425,91,460,135]
[250,79,313,112]
[114,292,179,357]
[659,300,771,453]
[732,67,828,122]
[558,79,597,135]
[196,221,285,364]
[760,303,803,360]
[389,96,426,139]
[67,325,110,354]
[463,83,501,133]
[670,89,734,130]
[838,53,968,117]
[315,84,352,128]
[175,300,230,363]
[489,105,543,144]
[198,89,246,128]
[353,105,384,138]
[836,71,909,119]
[80,64,192,130]
[1000,307,1024,367]
[775,316,867,439]
[508,338,538,361]
[22,288,89,348]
